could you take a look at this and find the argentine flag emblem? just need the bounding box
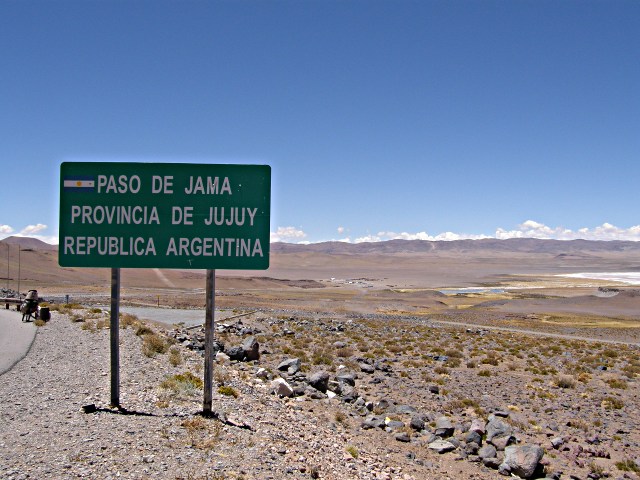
[64,176,95,192]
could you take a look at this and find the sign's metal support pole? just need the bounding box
[110,267,121,408]
[203,269,215,415]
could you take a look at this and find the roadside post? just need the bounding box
[59,162,271,413]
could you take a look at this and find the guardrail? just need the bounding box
[1,298,22,310]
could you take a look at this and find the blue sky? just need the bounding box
[1,0,639,244]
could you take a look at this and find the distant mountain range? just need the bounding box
[3,235,640,256]
[271,238,640,255]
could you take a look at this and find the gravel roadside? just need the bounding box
[0,312,471,480]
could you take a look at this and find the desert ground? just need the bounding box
[1,237,639,479]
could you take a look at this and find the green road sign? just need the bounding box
[59,162,271,269]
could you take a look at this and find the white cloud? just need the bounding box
[349,221,640,244]
[20,224,48,235]
[0,225,14,235]
[354,230,490,243]
[270,226,308,243]
[337,226,345,234]
[495,220,640,241]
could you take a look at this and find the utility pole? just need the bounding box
[17,247,21,298]
[5,244,9,292]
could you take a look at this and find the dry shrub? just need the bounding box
[345,445,359,459]
[601,396,624,410]
[214,368,231,386]
[143,333,169,357]
[445,357,461,368]
[217,385,238,398]
[52,303,84,315]
[169,347,183,366]
[554,375,577,389]
[622,363,640,378]
[80,321,96,332]
[335,411,348,425]
[616,459,640,473]
[387,344,403,354]
[481,356,500,366]
[606,378,628,389]
[161,371,203,395]
[312,350,334,366]
[577,372,592,383]
[336,346,355,358]
[444,348,463,358]
[181,416,222,451]
[120,313,138,329]
[182,416,208,433]
[136,324,154,336]
[96,318,110,330]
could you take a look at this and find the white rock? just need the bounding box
[270,378,294,397]
[215,352,230,364]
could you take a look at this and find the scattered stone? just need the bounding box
[270,378,294,398]
[375,398,394,412]
[226,346,245,361]
[469,418,486,435]
[336,371,356,387]
[465,442,480,455]
[435,416,455,438]
[395,405,417,415]
[428,439,457,454]
[486,417,514,450]
[308,370,330,393]
[362,415,386,430]
[501,445,544,479]
[305,387,327,400]
[586,435,600,445]
[277,358,301,375]
[465,430,482,446]
[359,363,375,374]
[242,336,260,361]
[483,456,502,469]
[385,419,405,432]
[409,415,425,431]
[395,432,411,443]
[215,352,230,363]
[374,360,392,372]
[478,445,497,460]
[340,386,359,403]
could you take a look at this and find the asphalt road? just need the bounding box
[0,308,37,376]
